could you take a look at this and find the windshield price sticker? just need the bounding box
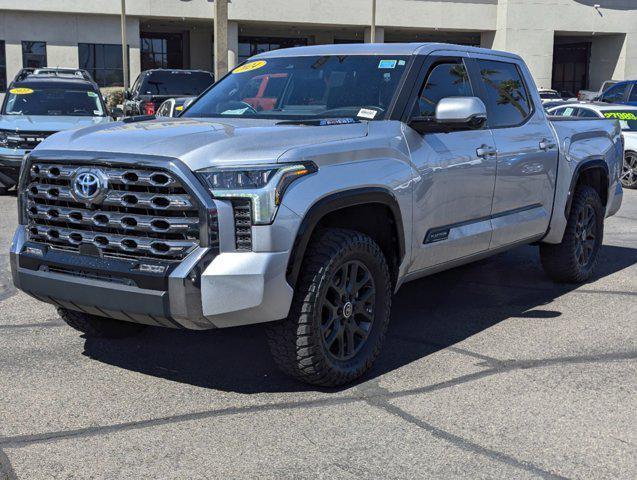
[357,108,378,120]
[603,112,637,121]
[9,88,34,95]
[378,60,397,69]
[233,60,267,74]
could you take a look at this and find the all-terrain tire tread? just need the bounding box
[266,228,391,387]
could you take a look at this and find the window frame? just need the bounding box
[0,40,6,93]
[78,42,130,88]
[410,58,475,119]
[21,40,47,69]
[473,58,535,130]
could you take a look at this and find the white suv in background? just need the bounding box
[549,102,637,189]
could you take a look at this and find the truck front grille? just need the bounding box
[232,199,253,251]
[26,162,206,261]
[7,131,52,150]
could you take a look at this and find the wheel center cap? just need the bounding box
[343,302,354,319]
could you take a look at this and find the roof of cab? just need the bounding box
[10,75,98,89]
[252,42,522,60]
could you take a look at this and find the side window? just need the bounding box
[412,60,472,117]
[577,109,599,118]
[550,108,566,116]
[477,59,532,128]
[629,84,637,102]
[600,83,627,103]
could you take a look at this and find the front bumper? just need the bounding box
[0,151,25,188]
[11,225,294,329]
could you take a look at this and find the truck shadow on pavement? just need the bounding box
[82,243,637,393]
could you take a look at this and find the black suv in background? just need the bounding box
[123,69,215,116]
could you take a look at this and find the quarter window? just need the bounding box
[413,61,472,117]
[577,109,599,118]
[628,85,637,102]
[478,59,532,128]
[22,41,47,68]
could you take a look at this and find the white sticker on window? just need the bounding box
[357,108,378,120]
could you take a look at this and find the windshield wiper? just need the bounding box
[276,118,360,127]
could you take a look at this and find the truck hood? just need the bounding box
[37,117,369,170]
[0,115,110,132]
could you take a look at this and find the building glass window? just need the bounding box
[478,59,532,128]
[0,41,6,92]
[22,41,47,68]
[142,37,168,70]
[79,43,129,87]
[237,36,308,63]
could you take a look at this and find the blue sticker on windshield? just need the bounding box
[378,60,397,69]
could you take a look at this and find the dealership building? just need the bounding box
[0,0,636,101]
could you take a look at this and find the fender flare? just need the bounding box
[286,187,406,288]
[564,158,609,218]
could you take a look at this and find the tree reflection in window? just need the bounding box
[416,62,472,117]
[478,60,531,127]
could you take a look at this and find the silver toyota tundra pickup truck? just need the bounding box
[10,44,623,386]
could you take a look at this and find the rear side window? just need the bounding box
[629,84,637,102]
[577,109,599,118]
[600,83,627,103]
[413,61,472,117]
[140,71,214,96]
[477,59,532,128]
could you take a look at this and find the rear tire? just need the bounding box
[540,185,604,283]
[58,308,147,338]
[266,228,392,387]
[621,151,637,189]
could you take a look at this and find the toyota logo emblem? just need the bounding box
[72,168,107,202]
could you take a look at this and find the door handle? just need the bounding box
[539,138,556,151]
[476,145,497,158]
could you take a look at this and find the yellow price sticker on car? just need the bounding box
[9,87,34,95]
[233,60,267,74]
[603,111,637,121]
[175,105,184,111]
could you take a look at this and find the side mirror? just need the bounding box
[409,96,488,134]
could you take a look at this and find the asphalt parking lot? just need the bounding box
[0,190,635,480]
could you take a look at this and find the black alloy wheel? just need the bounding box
[320,260,376,362]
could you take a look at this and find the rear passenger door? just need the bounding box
[403,52,497,271]
[471,55,559,248]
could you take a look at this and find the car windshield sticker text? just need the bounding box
[9,88,34,95]
[378,60,397,69]
[603,111,637,121]
[357,108,378,120]
[233,61,267,74]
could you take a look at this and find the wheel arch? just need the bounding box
[286,187,406,288]
[564,158,610,219]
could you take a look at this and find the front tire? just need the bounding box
[266,229,392,387]
[621,151,637,189]
[58,308,147,338]
[540,185,604,283]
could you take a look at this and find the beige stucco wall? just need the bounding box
[0,0,636,99]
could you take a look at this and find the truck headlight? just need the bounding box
[197,162,317,224]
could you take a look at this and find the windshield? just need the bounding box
[141,71,215,96]
[183,55,411,121]
[602,110,637,131]
[3,85,105,116]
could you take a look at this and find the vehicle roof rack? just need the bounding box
[12,68,36,83]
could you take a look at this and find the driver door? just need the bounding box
[403,52,497,272]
